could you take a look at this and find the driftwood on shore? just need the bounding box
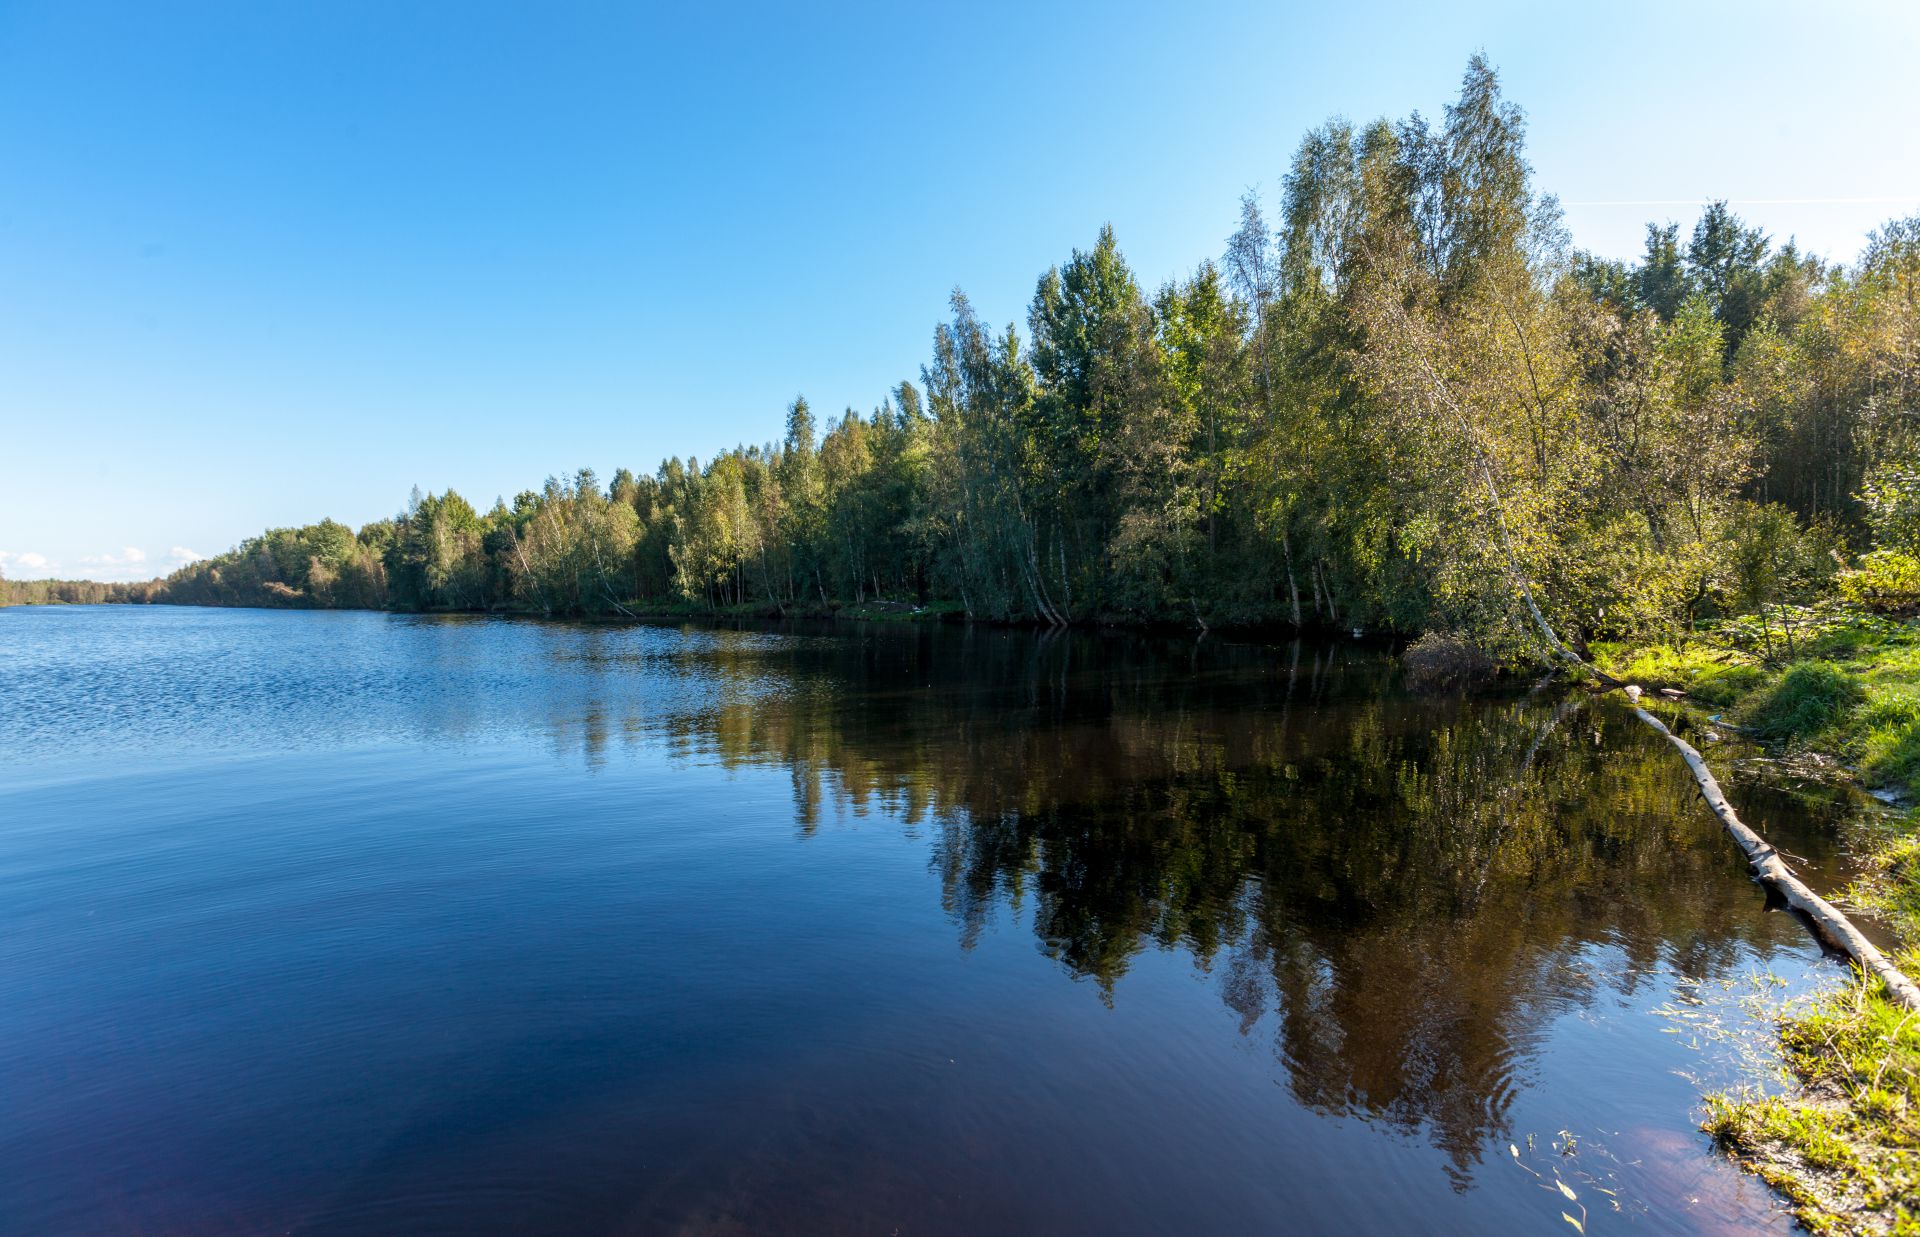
[1506,583,1920,1005]
[1421,442,1918,1003]
[1624,691,1920,1012]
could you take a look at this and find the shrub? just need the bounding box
[1727,501,1835,612]
[1402,632,1496,692]
[1742,661,1867,741]
[1861,461,1920,556]
[1838,551,1920,617]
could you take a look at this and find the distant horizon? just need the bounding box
[8,177,1914,589]
[6,0,1918,581]
[7,191,1918,589]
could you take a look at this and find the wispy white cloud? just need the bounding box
[80,546,147,567]
[1,545,204,581]
[59,546,170,582]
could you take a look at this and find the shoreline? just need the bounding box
[1599,620,1920,1234]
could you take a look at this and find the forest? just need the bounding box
[10,57,1917,661]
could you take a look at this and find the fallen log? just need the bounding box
[1394,511,1915,1005]
[1628,694,1920,1012]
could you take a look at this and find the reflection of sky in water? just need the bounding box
[1,608,793,774]
[0,605,1849,1233]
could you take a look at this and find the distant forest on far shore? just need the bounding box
[9,57,1918,658]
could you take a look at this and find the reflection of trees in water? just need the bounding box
[642,624,1812,1171]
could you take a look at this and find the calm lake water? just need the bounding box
[0,606,1863,1234]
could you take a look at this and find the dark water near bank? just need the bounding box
[0,607,1862,1234]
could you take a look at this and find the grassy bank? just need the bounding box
[1597,610,1920,1233]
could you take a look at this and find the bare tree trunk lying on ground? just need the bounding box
[1375,343,1917,1002]
[1629,692,1920,1012]
[1539,608,1919,1006]
[1442,552,1917,1006]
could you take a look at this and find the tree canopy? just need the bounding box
[40,58,1914,660]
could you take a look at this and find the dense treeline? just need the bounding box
[37,58,1920,657]
[0,577,160,606]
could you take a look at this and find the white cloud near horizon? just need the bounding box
[80,546,147,567]
[75,546,152,580]
[1,544,205,582]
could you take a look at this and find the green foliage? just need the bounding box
[1729,503,1834,606]
[1842,553,1920,618]
[1863,466,1920,557]
[388,490,486,611]
[1742,662,1868,742]
[1705,980,1920,1234]
[1635,222,1691,321]
[0,576,159,605]
[30,59,1919,656]
[159,519,387,609]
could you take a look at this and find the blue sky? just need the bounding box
[4,0,1918,581]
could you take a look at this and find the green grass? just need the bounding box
[1592,640,1766,706]
[1704,980,1920,1234]
[1610,610,1920,1232]
[1604,612,1920,802]
[1862,686,1920,796]
[1743,662,1870,743]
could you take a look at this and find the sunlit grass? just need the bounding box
[1704,978,1920,1234]
[1860,687,1920,797]
[1742,662,1869,743]
[1614,610,1920,1231]
[1592,641,1764,707]
[1608,613,1920,801]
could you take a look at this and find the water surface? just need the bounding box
[0,606,1855,1233]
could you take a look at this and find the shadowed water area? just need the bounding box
[0,606,1869,1234]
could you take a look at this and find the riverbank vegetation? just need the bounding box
[1704,979,1920,1234]
[30,56,1916,664]
[13,53,1920,1222]
[1596,555,1920,1229]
